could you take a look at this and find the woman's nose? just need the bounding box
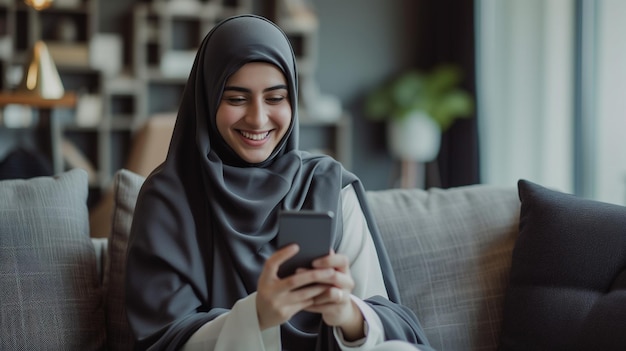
[245,99,268,126]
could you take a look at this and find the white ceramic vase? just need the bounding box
[387,111,441,162]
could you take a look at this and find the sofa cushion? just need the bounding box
[498,179,626,351]
[367,185,520,351]
[104,169,145,351]
[0,169,106,350]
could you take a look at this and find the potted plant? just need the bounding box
[364,64,474,162]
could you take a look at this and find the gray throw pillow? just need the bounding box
[0,169,106,350]
[104,169,145,351]
[367,185,520,351]
[498,179,626,351]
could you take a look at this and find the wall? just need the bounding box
[313,0,419,189]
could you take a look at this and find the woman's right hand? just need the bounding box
[256,244,334,330]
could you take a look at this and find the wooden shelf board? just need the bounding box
[0,91,77,108]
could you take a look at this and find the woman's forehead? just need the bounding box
[225,62,287,86]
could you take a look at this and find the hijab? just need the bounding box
[126,14,429,351]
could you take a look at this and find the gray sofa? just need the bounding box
[2,168,625,351]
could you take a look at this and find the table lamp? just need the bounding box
[17,0,65,99]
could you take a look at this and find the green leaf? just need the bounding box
[431,90,474,129]
[390,70,424,108]
[427,64,462,95]
[363,64,474,130]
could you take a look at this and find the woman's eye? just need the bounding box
[226,97,246,105]
[266,96,286,104]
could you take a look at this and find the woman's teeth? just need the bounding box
[239,130,269,141]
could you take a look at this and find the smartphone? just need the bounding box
[277,210,334,278]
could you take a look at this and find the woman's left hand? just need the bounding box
[303,250,365,340]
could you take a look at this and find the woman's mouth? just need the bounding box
[238,130,270,141]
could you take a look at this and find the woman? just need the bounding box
[126,14,433,351]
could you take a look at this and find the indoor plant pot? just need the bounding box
[365,64,474,162]
[387,111,441,162]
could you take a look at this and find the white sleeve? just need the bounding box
[333,185,389,349]
[181,292,280,351]
[338,184,388,299]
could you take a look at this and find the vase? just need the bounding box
[386,111,441,162]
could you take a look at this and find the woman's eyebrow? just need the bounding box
[264,84,288,92]
[223,85,288,93]
[223,86,249,93]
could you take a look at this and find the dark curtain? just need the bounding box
[413,0,480,188]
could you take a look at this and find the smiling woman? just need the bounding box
[124,14,433,351]
[216,62,292,164]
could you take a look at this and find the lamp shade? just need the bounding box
[17,41,65,99]
[24,0,54,11]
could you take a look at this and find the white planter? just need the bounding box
[387,112,441,162]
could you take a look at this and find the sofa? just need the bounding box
[1,168,625,351]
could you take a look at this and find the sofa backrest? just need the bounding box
[0,168,521,351]
[105,170,522,351]
[367,185,520,351]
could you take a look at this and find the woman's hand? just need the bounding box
[303,250,365,341]
[256,244,335,330]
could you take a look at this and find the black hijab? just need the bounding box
[126,14,431,351]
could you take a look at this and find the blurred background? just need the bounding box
[0,0,624,209]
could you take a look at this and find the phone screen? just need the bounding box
[277,210,334,278]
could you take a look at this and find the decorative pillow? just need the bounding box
[367,184,520,351]
[0,169,106,350]
[104,169,145,351]
[498,179,626,350]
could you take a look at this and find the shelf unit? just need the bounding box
[0,0,353,207]
[0,0,117,200]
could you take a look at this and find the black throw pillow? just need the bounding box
[498,179,626,351]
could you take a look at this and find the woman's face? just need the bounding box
[216,62,292,164]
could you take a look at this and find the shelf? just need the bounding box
[0,91,77,108]
[109,117,135,130]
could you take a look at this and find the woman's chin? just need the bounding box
[239,150,272,164]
